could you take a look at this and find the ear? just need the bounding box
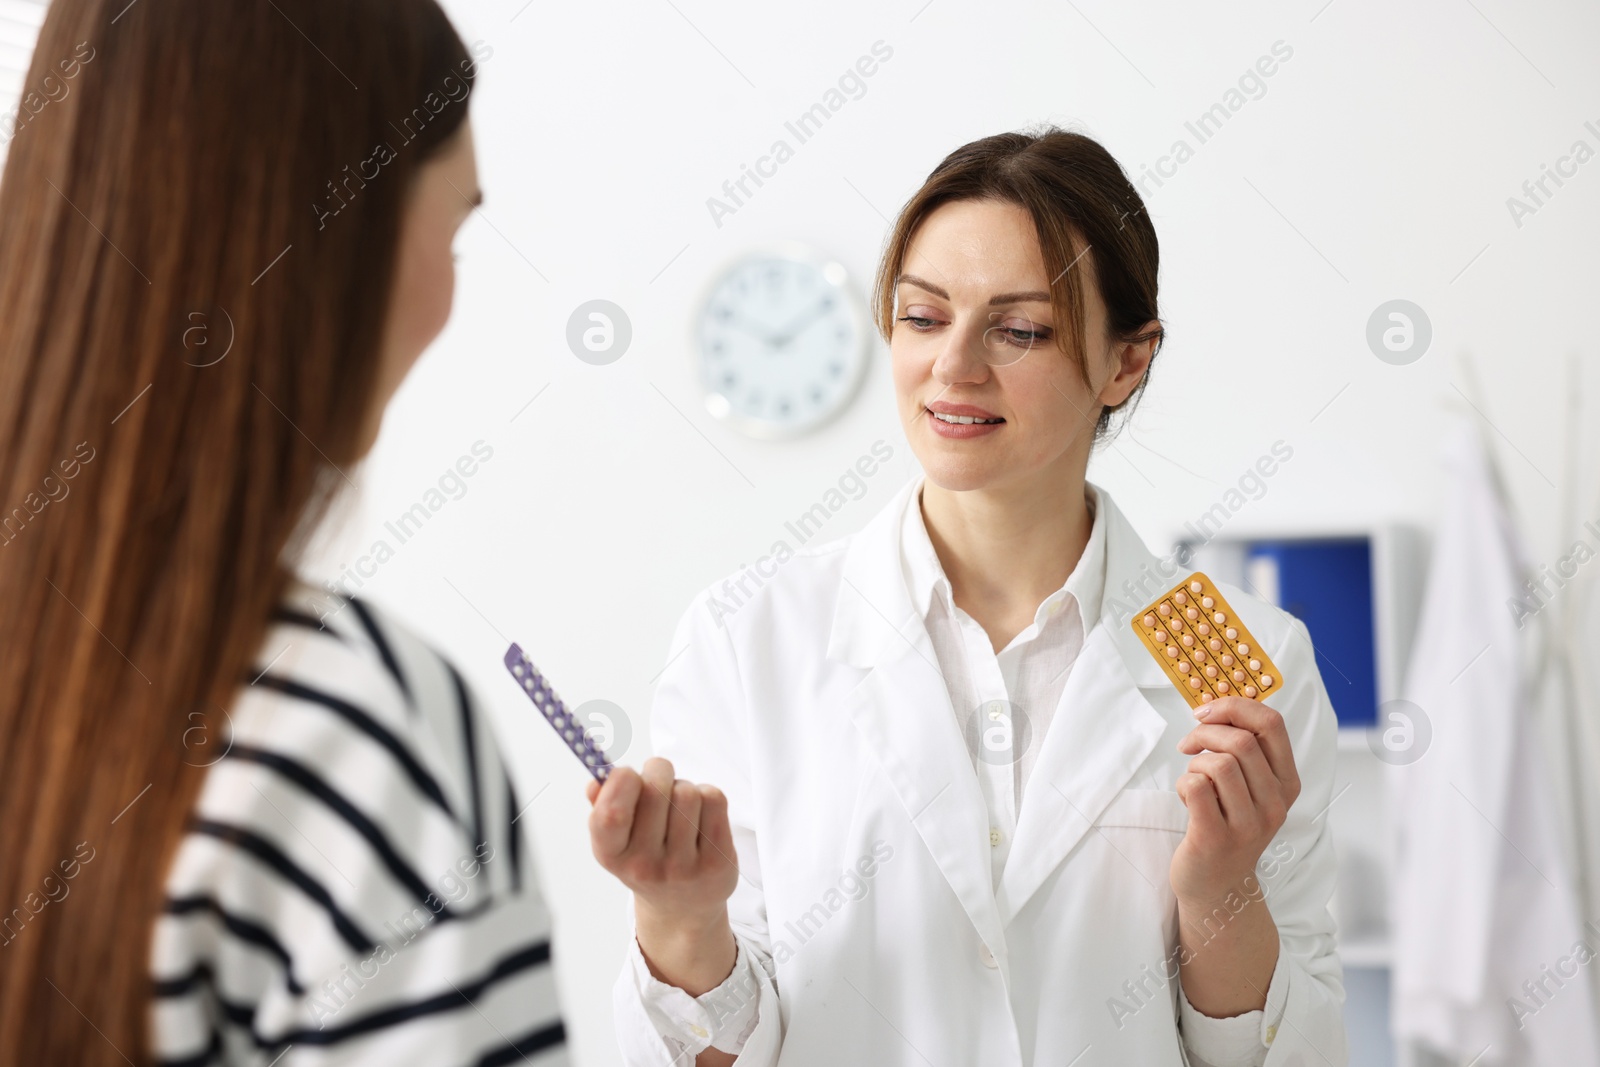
[1096,319,1160,408]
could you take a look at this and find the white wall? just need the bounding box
[302,1,1600,1061]
[0,2,50,170]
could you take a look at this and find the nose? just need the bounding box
[930,315,994,389]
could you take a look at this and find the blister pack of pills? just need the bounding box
[1131,574,1282,708]
[503,643,614,781]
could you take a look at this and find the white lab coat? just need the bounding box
[616,477,1347,1066]
[1390,423,1600,1063]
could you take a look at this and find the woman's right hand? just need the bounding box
[587,757,740,995]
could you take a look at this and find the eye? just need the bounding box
[1004,326,1049,346]
[991,317,1052,348]
[896,315,939,331]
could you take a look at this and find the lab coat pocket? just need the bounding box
[1095,788,1189,834]
[1091,789,1190,919]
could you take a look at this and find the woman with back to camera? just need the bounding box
[0,1,567,1063]
[589,129,1347,1065]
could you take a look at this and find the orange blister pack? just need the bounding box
[1131,573,1282,708]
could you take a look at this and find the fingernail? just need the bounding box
[1193,707,1210,720]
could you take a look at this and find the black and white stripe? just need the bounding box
[151,581,566,1066]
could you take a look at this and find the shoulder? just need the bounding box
[264,579,511,819]
[269,580,491,754]
[171,580,521,911]
[693,476,918,640]
[680,527,854,650]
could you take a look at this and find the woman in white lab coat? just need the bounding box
[588,128,1346,1066]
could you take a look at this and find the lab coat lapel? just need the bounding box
[996,492,1176,926]
[829,478,1008,960]
[995,627,1169,924]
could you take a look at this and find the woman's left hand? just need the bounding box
[1170,695,1301,906]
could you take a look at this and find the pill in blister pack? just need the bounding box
[1130,573,1283,709]
[503,643,613,781]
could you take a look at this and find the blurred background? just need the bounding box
[7,0,1599,1062]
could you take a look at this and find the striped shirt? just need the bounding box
[150,580,568,1067]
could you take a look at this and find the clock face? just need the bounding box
[696,249,871,439]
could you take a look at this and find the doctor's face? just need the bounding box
[890,198,1141,494]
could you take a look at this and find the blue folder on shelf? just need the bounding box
[1245,539,1379,727]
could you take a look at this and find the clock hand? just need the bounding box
[713,308,782,347]
[769,294,834,349]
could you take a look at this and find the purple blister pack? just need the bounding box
[503,643,613,782]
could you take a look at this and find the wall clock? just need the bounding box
[695,245,872,439]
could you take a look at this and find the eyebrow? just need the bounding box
[896,274,1051,305]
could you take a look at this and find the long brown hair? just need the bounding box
[872,127,1166,440]
[0,0,479,1059]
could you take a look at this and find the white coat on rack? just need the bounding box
[1530,353,1600,1032]
[1389,419,1600,1064]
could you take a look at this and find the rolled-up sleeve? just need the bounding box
[1177,947,1290,1066]
[614,931,777,1062]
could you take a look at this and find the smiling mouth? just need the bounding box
[928,409,1004,425]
